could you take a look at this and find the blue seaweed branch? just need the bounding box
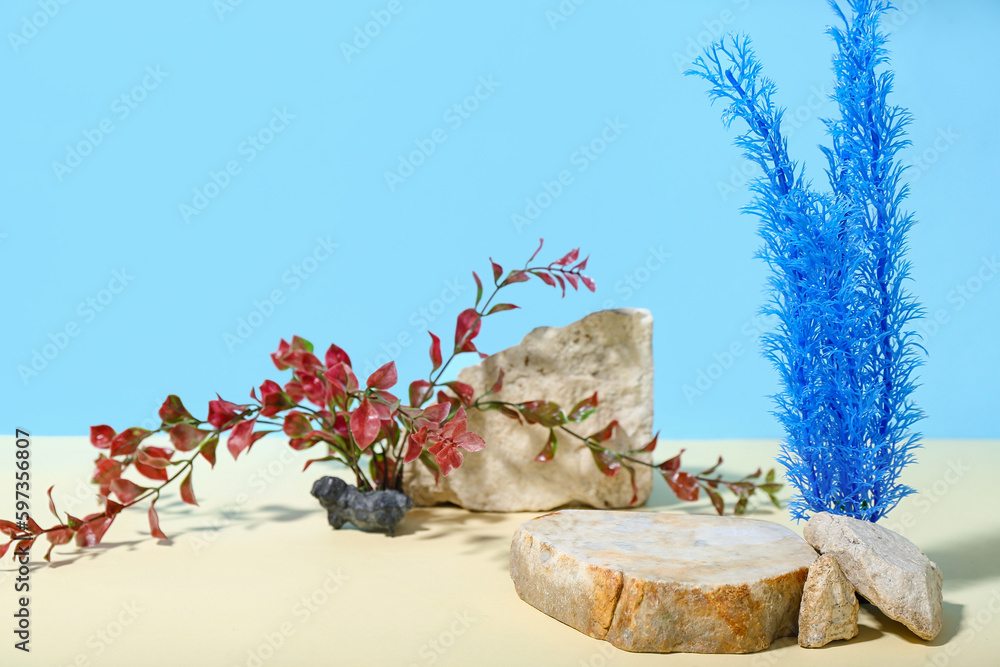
[688,0,923,522]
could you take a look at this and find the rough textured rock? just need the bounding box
[404,309,654,511]
[311,477,413,536]
[804,511,943,640]
[510,510,819,653]
[798,554,859,647]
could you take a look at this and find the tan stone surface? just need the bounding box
[804,512,944,641]
[798,554,860,647]
[510,510,819,653]
[404,309,654,511]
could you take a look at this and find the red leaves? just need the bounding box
[490,258,503,283]
[300,372,327,405]
[530,247,594,297]
[658,449,700,502]
[518,401,567,428]
[110,478,148,505]
[501,271,530,286]
[366,361,398,390]
[425,408,486,475]
[109,428,151,457]
[180,471,198,506]
[47,485,59,520]
[137,448,172,469]
[486,303,519,315]
[44,527,74,562]
[208,396,249,429]
[271,336,323,373]
[75,515,113,548]
[589,420,619,443]
[404,428,427,463]
[528,238,544,262]
[159,395,193,425]
[445,381,475,408]
[0,241,613,566]
[135,446,172,481]
[228,418,266,460]
[454,309,482,353]
[325,343,352,369]
[419,402,450,425]
[591,449,621,477]
[534,271,556,288]
[90,425,116,449]
[568,392,599,422]
[635,432,659,453]
[170,423,210,451]
[283,411,312,437]
[200,436,219,467]
[428,332,443,371]
[408,380,432,408]
[148,502,168,541]
[473,271,483,307]
[489,368,504,395]
[25,516,43,535]
[105,499,125,519]
[350,398,381,449]
[554,248,579,266]
[258,380,295,417]
[92,457,124,496]
[535,430,558,462]
[0,521,23,540]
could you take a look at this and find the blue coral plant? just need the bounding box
[689,0,924,522]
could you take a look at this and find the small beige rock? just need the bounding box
[510,511,819,654]
[798,554,859,647]
[804,512,943,640]
[404,309,654,511]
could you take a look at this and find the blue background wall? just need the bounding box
[3,0,997,438]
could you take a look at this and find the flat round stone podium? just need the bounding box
[510,510,818,654]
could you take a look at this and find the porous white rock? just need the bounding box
[510,511,819,654]
[804,511,943,640]
[798,554,860,647]
[404,309,654,511]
